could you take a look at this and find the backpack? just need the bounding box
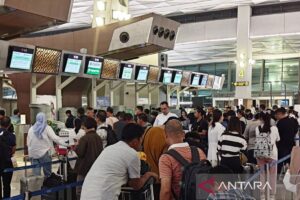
[254,126,273,159]
[166,146,211,200]
[100,125,118,146]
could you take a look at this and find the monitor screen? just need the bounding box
[191,74,200,86]
[7,46,34,70]
[172,71,183,84]
[200,74,208,87]
[63,53,83,74]
[162,70,173,84]
[213,76,222,89]
[135,65,149,81]
[84,56,103,76]
[119,63,134,80]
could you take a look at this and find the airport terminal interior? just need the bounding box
[2,0,300,200]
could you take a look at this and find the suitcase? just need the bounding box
[119,177,155,200]
[20,158,44,200]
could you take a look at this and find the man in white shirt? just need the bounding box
[153,101,177,126]
[106,107,119,127]
[81,123,158,200]
[96,110,108,148]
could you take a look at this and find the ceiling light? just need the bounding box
[97,1,106,11]
[112,10,121,20]
[95,17,104,26]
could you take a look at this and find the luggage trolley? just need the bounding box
[119,177,155,200]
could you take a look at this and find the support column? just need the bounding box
[235,6,252,99]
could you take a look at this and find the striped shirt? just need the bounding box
[217,131,247,158]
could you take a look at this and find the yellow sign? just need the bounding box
[239,69,244,78]
[233,81,249,86]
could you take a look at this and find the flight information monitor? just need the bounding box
[159,69,173,84]
[7,46,34,70]
[119,63,134,80]
[191,74,200,86]
[172,71,183,84]
[135,65,149,82]
[84,56,103,77]
[200,74,208,87]
[213,76,222,89]
[62,53,83,74]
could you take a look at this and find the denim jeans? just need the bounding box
[31,152,52,177]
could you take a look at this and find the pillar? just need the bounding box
[235,6,252,99]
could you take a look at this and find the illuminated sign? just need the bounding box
[233,81,249,86]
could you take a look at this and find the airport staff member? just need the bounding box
[153,101,177,127]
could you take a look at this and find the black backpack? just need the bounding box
[100,125,118,146]
[166,146,211,200]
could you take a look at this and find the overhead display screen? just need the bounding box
[7,46,34,70]
[172,71,183,84]
[84,56,103,76]
[191,74,200,86]
[63,53,83,74]
[213,76,222,89]
[119,63,134,80]
[135,65,149,81]
[200,74,208,87]
[160,69,173,84]
[32,47,61,74]
[101,59,120,79]
[206,75,215,89]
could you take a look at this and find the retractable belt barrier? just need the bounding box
[3,160,61,173]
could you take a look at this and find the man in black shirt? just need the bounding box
[275,107,298,173]
[65,110,75,128]
[192,108,208,136]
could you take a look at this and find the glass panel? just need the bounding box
[252,60,262,92]
[200,63,216,74]
[230,62,236,92]
[282,58,299,91]
[216,63,229,91]
[264,59,282,91]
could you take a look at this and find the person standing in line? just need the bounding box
[275,107,298,174]
[237,109,247,133]
[10,109,20,125]
[208,109,225,167]
[80,123,158,200]
[0,117,16,198]
[255,113,280,200]
[153,102,177,126]
[113,112,126,141]
[0,110,5,121]
[27,112,68,177]
[136,113,152,131]
[77,107,87,124]
[191,108,208,136]
[179,110,190,130]
[134,106,144,122]
[69,118,86,146]
[86,107,95,119]
[218,116,247,173]
[243,113,261,164]
[106,107,119,127]
[75,117,103,200]
[95,111,108,148]
[65,110,75,128]
[144,109,153,124]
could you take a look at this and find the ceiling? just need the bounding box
[166,35,300,66]
[128,0,296,17]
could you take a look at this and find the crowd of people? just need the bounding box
[0,102,299,200]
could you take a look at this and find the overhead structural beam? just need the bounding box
[111,82,125,91]
[110,82,126,107]
[58,76,77,90]
[33,75,52,89]
[91,80,109,108]
[136,84,148,92]
[178,87,190,94]
[94,80,109,91]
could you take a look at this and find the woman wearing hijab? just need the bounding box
[27,112,68,177]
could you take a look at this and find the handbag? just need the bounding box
[240,152,248,165]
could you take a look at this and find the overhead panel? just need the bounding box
[0,0,73,40]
